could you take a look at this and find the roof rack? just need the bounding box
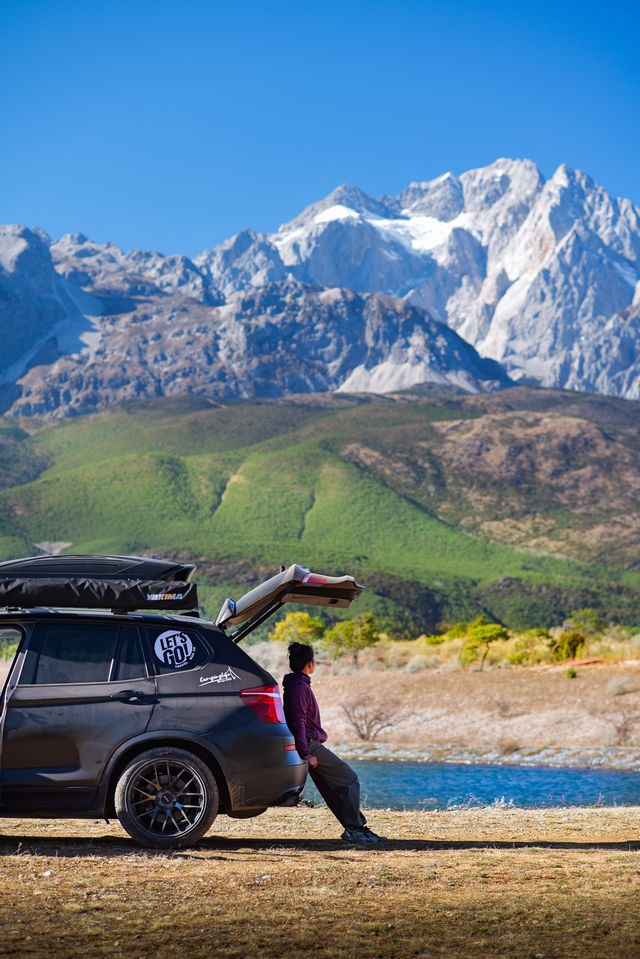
[0,555,363,626]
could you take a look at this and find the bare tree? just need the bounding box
[605,705,640,745]
[341,697,405,742]
[586,693,640,745]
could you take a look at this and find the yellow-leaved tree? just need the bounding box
[268,611,325,647]
[323,613,380,668]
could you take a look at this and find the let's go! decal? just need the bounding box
[154,629,196,669]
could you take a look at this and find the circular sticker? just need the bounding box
[154,630,196,670]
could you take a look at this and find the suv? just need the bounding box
[0,555,362,848]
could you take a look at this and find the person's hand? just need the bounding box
[306,755,318,768]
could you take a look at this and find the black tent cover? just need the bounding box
[0,577,198,611]
[0,555,198,610]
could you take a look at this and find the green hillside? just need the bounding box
[2,387,640,631]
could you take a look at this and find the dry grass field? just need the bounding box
[263,657,640,757]
[1,806,640,959]
[316,663,640,748]
[2,659,640,956]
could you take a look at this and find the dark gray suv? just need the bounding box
[0,555,362,848]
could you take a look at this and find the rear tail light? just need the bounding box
[239,685,286,724]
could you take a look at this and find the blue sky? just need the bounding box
[2,0,639,257]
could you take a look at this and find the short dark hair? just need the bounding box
[288,642,314,672]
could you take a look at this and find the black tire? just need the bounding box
[114,747,219,849]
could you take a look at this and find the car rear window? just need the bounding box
[113,626,148,681]
[144,626,211,674]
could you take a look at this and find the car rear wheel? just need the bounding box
[115,747,219,848]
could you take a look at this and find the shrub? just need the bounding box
[340,696,403,741]
[443,622,467,640]
[508,628,551,666]
[549,629,586,662]
[423,633,446,646]
[567,608,607,636]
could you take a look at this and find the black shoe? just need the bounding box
[341,826,386,844]
[361,825,387,843]
[341,826,368,844]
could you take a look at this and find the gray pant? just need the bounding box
[307,740,366,829]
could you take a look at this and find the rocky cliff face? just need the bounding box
[10,279,509,417]
[2,157,640,417]
[0,225,101,394]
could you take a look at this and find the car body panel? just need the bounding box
[1,678,156,808]
[0,608,307,819]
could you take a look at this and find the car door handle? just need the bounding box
[109,689,149,702]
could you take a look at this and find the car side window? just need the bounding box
[145,626,211,674]
[20,622,119,685]
[0,626,22,662]
[113,626,147,681]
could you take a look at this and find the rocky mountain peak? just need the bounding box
[398,172,464,221]
[195,228,285,298]
[3,157,640,416]
[276,183,394,236]
[0,224,52,275]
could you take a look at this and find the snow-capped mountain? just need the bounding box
[0,222,510,417]
[198,159,640,394]
[2,157,640,417]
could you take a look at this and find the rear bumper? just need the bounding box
[228,758,308,811]
[198,719,308,811]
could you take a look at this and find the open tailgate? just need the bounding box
[215,564,364,642]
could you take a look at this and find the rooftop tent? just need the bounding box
[0,555,198,611]
[0,577,198,610]
[0,554,195,582]
[216,564,364,642]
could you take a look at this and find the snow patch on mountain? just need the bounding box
[314,204,362,224]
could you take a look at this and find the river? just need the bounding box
[303,760,640,810]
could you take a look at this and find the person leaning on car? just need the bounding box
[282,641,386,845]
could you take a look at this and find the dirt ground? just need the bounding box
[311,661,640,752]
[2,660,640,956]
[1,807,640,959]
[2,657,640,756]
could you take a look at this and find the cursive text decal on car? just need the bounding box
[199,667,241,685]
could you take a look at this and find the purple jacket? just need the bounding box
[282,672,327,760]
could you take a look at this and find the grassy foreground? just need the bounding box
[1,807,640,958]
